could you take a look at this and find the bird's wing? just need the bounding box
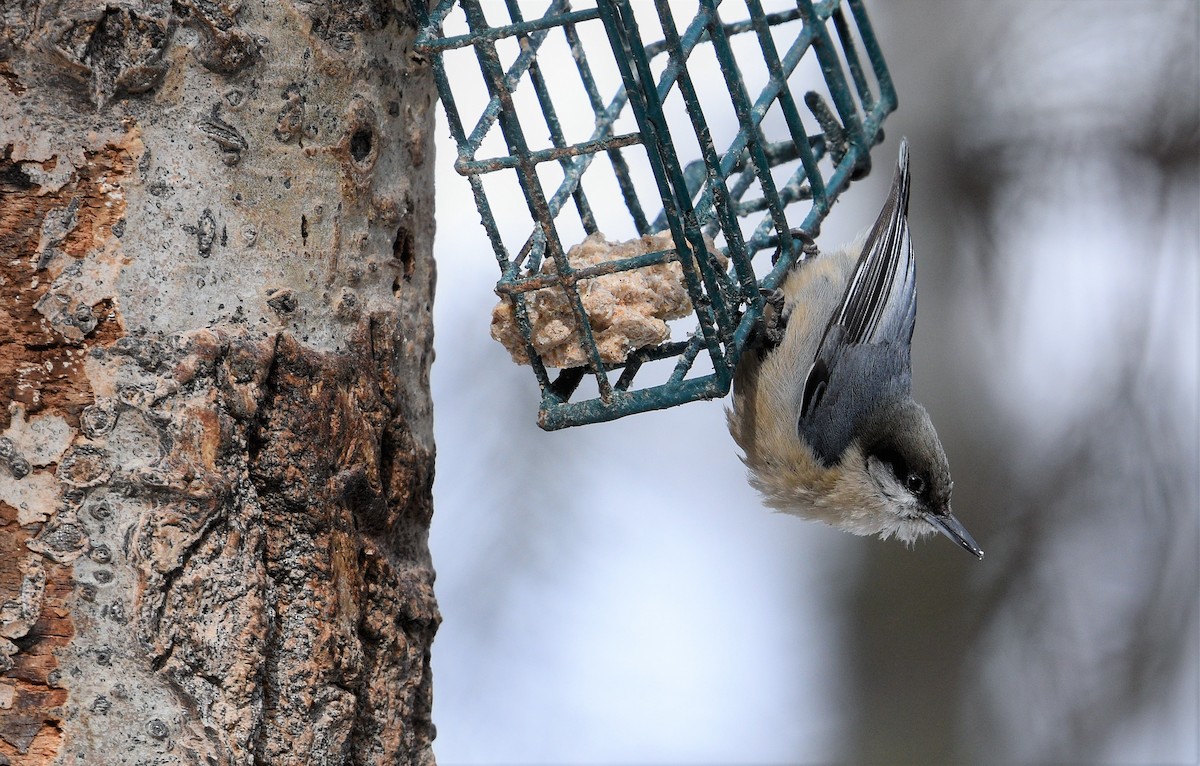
[798,140,917,464]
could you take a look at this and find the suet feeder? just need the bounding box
[416,0,896,429]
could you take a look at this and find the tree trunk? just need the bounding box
[0,2,438,764]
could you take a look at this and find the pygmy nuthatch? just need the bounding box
[728,140,982,559]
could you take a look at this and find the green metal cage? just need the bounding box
[416,0,896,429]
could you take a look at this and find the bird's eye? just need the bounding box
[905,472,925,495]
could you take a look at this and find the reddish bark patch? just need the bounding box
[0,144,130,430]
[0,502,73,763]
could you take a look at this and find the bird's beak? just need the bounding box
[923,511,984,560]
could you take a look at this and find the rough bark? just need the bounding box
[0,1,438,764]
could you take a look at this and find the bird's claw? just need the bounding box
[760,287,787,346]
[770,227,819,266]
[790,228,819,259]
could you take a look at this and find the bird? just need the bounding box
[727,140,982,559]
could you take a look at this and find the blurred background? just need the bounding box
[425,1,1199,763]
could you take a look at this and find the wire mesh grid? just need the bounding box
[416,0,896,429]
